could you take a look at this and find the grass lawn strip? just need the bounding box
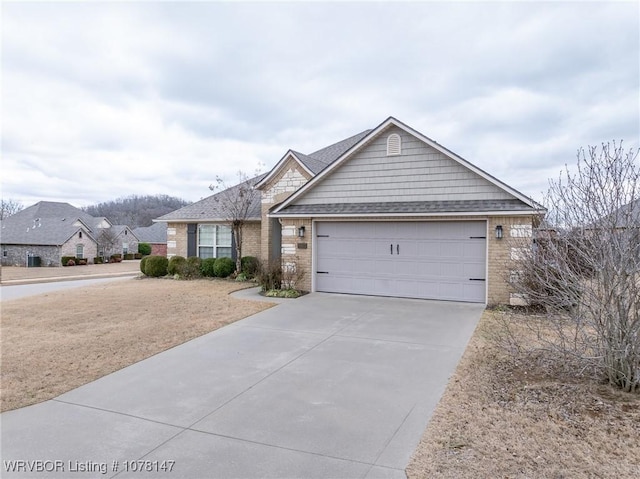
[0,278,272,412]
[407,309,640,478]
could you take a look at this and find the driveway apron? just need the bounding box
[1,292,483,479]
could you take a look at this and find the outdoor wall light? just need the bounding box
[495,225,503,239]
[298,226,306,238]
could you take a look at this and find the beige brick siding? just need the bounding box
[167,222,187,258]
[240,222,261,258]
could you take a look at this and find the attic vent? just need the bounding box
[387,133,401,156]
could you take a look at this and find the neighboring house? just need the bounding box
[156,117,544,305]
[133,222,168,256]
[0,201,138,266]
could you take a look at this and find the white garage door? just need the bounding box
[315,221,486,303]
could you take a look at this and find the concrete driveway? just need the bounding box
[1,291,483,479]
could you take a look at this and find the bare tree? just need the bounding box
[97,228,119,259]
[209,171,261,273]
[1,198,23,220]
[510,141,640,392]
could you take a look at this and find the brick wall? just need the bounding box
[1,244,61,267]
[259,158,312,267]
[167,223,187,258]
[279,218,313,291]
[167,221,261,260]
[60,231,98,262]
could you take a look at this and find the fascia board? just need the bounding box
[269,209,540,219]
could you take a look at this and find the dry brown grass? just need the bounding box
[0,278,272,412]
[407,309,640,479]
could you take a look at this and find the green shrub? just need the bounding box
[93,257,104,264]
[168,256,186,276]
[61,256,75,266]
[77,258,88,265]
[213,257,235,278]
[124,253,134,260]
[241,256,260,277]
[138,242,151,256]
[144,255,168,277]
[201,258,217,277]
[134,253,142,259]
[182,256,202,279]
[140,256,149,273]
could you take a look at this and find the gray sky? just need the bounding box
[2,1,639,208]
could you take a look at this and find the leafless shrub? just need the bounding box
[509,142,640,392]
[281,256,306,291]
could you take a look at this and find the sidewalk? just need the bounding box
[0,261,141,285]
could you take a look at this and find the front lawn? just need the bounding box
[0,278,272,412]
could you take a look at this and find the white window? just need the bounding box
[198,225,232,259]
[123,243,129,255]
[387,133,401,155]
[76,245,84,259]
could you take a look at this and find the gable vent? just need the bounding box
[387,133,401,156]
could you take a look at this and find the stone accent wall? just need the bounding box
[259,157,312,267]
[167,222,187,258]
[1,244,61,267]
[279,218,313,292]
[487,215,534,306]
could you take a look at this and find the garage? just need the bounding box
[315,221,487,303]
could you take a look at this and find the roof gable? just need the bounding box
[273,117,541,215]
[255,130,371,189]
[0,201,100,246]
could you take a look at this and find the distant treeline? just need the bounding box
[83,194,190,228]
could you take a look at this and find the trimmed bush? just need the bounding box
[140,256,149,273]
[93,257,104,264]
[66,259,76,267]
[134,253,142,259]
[143,255,168,277]
[168,255,186,276]
[213,257,235,278]
[182,257,202,279]
[61,256,75,266]
[77,259,88,265]
[201,258,217,277]
[138,242,151,256]
[124,253,134,260]
[241,256,260,277]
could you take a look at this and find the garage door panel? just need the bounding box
[315,221,486,303]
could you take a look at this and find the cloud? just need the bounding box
[2,1,638,208]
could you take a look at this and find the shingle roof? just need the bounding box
[297,129,372,174]
[275,199,535,216]
[133,222,167,244]
[0,201,99,246]
[155,174,266,222]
